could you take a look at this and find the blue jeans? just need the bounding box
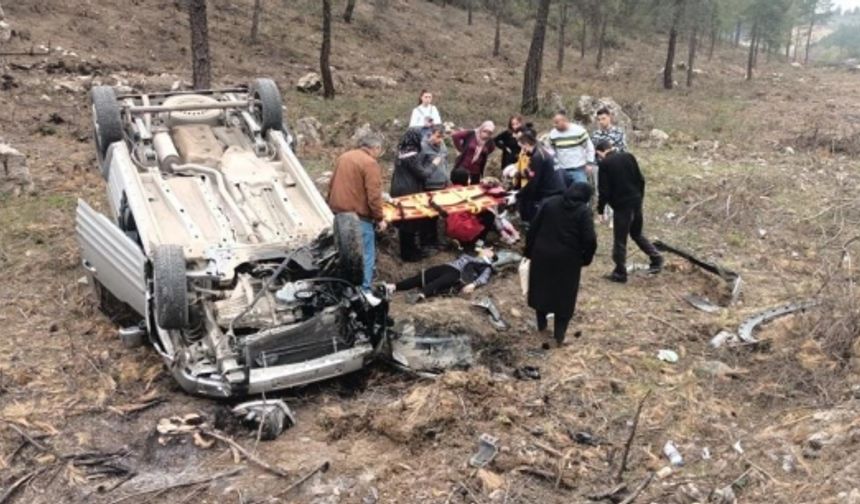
[562,167,588,187]
[360,220,376,291]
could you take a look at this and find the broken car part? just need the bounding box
[471,297,508,330]
[654,240,743,305]
[469,433,500,468]
[388,319,474,374]
[513,365,541,380]
[232,399,296,441]
[737,300,820,344]
[683,294,721,314]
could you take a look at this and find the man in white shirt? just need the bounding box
[546,110,595,187]
[409,90,442,135]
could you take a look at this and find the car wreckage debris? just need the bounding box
[683,294,722,314]
[231,399,296,441]
[654,240,742,305]
[471,297,508,330]
[737,300,821,343]
[468,433,500,468]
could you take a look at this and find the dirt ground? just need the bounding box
[3,1,860,503]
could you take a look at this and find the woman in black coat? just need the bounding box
[391,128,434,261]
[493,114,524,168]
[524,182,598,345]
[516,129,566,223]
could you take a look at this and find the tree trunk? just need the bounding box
[521,0,552,114]
[321,0,335,99]
[467,0,473,25]
[343,0,357,23]
[784,28,791,59]
[687,24,698,87]
[733,18,742,47]
[188,0,211,89]
[250,0,262,44]
[493,0,502,57]
[793,25,802,61]
[595,11,608,70]
[804,8,816,65]
[663,0,685,90]
[746,21,757,80]
[708,26,716,60]
[753,31,760,67]
[556,1,567,72]
[579,20,587,59]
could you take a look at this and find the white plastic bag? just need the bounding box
[518,258,530,297]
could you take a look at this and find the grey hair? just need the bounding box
[357,132,384,149]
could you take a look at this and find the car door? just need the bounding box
[76,199,147,316]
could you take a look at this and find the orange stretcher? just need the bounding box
[383,185,508,222]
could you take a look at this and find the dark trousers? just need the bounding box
[468,171,482,185]
[395,264,461,297]
[398,218,439,261]
[536,311,572,343]
[612,205,660,273]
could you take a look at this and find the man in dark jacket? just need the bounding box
[525,182,597,345]
[595,141,663,283]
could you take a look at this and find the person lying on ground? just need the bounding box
[390,128,446,262]
[452,121,496,185]
[595,141,663,283]
[525,182,597,346]
[547,110,596,187]
[494,114,525,169]
[591,107,627,153]
[514,128,566,224]
[387,247,496,303]
[409,89,442,138]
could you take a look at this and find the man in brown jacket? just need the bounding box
[328,132,387,299]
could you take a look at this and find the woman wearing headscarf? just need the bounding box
[390,128,447,260]
[525,182,598,346]
[451,121,496,185]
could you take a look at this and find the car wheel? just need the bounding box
[91,86,124,176]
[152,244,188,330]
[333,213,365,287]
[250,78,284,135]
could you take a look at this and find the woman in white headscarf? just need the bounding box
[451,120,496,185]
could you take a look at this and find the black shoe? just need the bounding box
[648,255,664,274]
[605,271,628,283]
[555,331,566,346]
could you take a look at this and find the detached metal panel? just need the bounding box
[76,199,148,316]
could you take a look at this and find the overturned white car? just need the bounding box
[76,79,389,401]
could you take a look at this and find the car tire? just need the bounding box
[91,86,124,176]
[250,78,283,135]
[152,244,188,330]
[333,213,365,287]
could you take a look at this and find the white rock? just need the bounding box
[296,72,322,93]
[353,74,397,89]
[0,143,33,196]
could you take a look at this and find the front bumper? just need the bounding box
[170,343,374,398]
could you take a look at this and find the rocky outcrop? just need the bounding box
[296,72,322,93]
[0,143,33,196]
[352,75,397,89]
[573,96,632,133]
[294,116,323,147]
